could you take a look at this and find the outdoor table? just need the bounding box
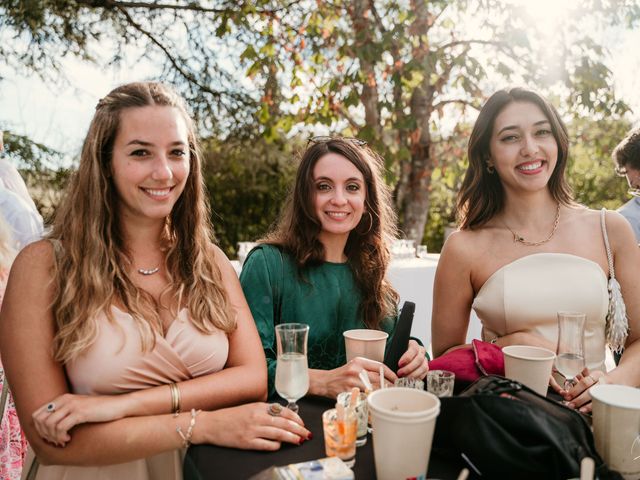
[183,396,469,479]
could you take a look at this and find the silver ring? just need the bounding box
[267,403,283,417]
[46,403,56,413]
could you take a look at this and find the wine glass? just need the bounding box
[274,323,309,413]
[555,311,586,390]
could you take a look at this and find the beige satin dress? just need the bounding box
[473,253,609,372]
[22,307,229,480]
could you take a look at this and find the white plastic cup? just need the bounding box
[343,329,388,362]
[591,384,640,479]
[502,345,556,396]
[367,387,440,480]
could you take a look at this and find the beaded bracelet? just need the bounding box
[169,382,181,415]
[176,409,201,448]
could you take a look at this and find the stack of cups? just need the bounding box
[367,388,440,480]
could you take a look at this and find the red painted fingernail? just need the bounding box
[298,437,304,445]
[308,432,313,440]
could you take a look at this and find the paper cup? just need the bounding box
[591,384,640,479]
[367,387,440,480]
[502,345,555,396]
[343,329,388,362]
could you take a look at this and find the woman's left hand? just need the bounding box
[549,367,605,414]
[32,393,130,446]
[396,340,429,379]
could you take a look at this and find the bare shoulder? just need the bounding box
[9,239,55,280]
[205,242,241,284]
[441,227,489,264]
[601,209,638,248]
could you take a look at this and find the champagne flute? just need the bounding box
[275,323,309,413]
[555,311,586,390]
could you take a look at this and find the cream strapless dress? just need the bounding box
[472,253,609,372]
[22,307,229,480]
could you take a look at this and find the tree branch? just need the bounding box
[114,5,226,99]
[82,0,303,15]
[432,99,480,110]
[437,39,505,52]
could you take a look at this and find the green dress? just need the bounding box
[239,244,397,398]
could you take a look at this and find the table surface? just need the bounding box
[183,397,467,480]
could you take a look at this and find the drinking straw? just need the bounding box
[456,468,470,480]
[349,387,360,409]
[379,365,385,389]
[580,457,594,480]
[358,370,373,392]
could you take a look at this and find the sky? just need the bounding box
[1,2,639,160]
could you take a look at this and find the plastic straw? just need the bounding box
[456,468,470,480]
[580,457,594,480]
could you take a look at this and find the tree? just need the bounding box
[245,0,636,240]
[2,0,638,243]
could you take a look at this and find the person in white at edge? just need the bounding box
[0,131,44,248]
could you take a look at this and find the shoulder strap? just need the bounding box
[600,208,615,279]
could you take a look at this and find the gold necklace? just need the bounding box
[503,203,561,247]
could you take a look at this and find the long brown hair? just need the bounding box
[263,138,399,329]
[50,82,235,363]
[457,87,573,229]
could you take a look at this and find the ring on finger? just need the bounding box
[46,403,56,413]
[268,403,283,417]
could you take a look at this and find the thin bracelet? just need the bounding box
[176,409,201,448]
[169,383,181,415]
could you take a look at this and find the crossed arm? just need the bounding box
[0,241,308,466]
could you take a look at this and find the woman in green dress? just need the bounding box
[240,137,429,399]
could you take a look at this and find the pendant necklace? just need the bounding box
[503,203,561,247]
[137,266,160,275]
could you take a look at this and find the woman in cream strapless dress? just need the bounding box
[432,87,640,413]
[0,82,309,480]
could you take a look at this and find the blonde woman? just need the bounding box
[0,82,309,480]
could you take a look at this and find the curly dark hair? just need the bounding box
[263,138,399,329]
[612,128,640,174]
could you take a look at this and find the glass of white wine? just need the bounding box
[555,311,586,390]
[275,323,309,413]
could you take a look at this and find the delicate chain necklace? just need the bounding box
[503,203,561,247]
[137,267,160,275]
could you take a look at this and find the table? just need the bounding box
[388,255,483,355]
[183,397,466,480]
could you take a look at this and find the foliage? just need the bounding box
[202,132,298,257]
[2,0,640,248]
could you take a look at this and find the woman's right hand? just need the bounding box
[196,402,311,451]
[309,357,397,398]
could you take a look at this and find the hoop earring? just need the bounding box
[486,163,495,174]
[357,211,373,235]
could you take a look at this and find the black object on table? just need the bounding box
[183,396,464,480]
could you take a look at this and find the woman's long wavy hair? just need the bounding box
[49,82,235,363]
[457,87,574,230]
[263,138,399,329]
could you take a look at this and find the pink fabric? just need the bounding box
[66,306,229,395]
[1,268,28,480]
[428,339,504,383]
[1,364,28,480]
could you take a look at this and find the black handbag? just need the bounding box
[432,375,623,480]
